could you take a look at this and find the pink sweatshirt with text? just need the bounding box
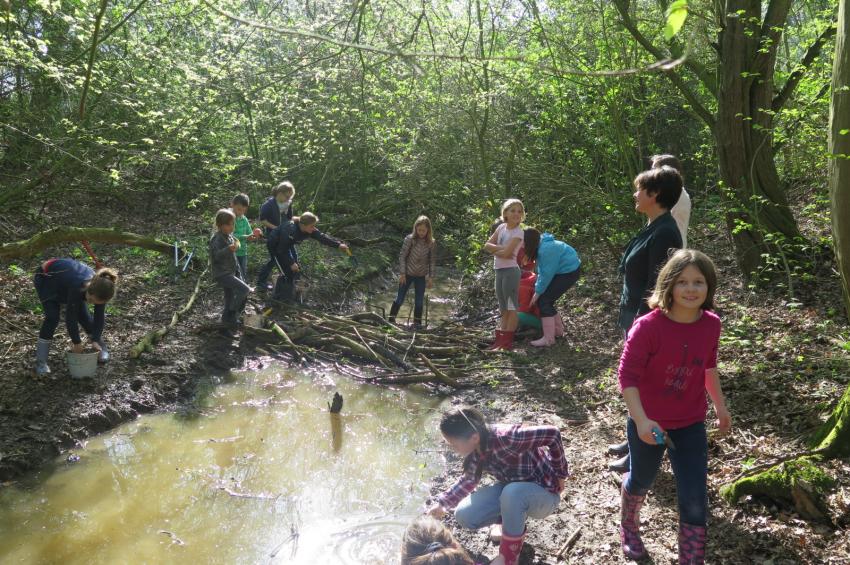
[618,308,721,430]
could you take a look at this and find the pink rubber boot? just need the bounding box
[530,316,556,347]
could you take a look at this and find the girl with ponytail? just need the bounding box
[33,258,118,375]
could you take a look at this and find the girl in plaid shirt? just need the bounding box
[426,406,568,565]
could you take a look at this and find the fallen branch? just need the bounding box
[0,226,176,260]
[158,530,186,546]
[556,526,582,559]
[130,267,207,358]
[418,353,463,388]
[217,486,280,500]
[353,327,393,369]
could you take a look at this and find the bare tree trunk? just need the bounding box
[716,0,802,275]
[830,0,850,317]
[719,1,850,519]
[78,0,110,121]
[614,0,817,276]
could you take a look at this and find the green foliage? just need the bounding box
[0,0,834,277]
[663,1,689,41]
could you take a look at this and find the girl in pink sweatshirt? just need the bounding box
[617,249,731,565]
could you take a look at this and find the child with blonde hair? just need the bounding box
[209,208,251,337]
[482,199,525,351]
[401,516,491,565]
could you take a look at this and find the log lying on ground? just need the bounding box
[0,226,176,259]
[720,384,850,521]
[130,267,207,358]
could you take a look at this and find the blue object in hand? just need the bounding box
[651,426,665,446]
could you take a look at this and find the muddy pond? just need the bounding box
[0,364,448,564]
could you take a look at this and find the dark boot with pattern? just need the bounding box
[678,522,706,565]
[620,484,647,560]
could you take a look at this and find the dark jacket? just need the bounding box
[618,211,682,330]
[272,220,341,266]
[34,258,105,343]
[209,231,240,279]
[258,197,293,234]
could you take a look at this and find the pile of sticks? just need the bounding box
[244,304,494,389]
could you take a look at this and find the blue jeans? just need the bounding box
[624,418,708,526]
[453,482,560,537]
[393,275,426,310]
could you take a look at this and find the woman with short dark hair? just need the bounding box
[617,166,684,332]
[609,166,684,473]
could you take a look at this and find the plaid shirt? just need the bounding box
[436,424,569,510]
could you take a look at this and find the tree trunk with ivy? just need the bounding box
[715,1,803,275]
[830,0,850,319]
[720,1,850,521]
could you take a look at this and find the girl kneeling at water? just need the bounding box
[426,406,568,565]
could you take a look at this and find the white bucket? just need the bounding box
[66,351,99,379]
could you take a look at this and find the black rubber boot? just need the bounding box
[609,453,630,473]
[608,440,629,456]
[413,305,424,329]
[388,302,401,323]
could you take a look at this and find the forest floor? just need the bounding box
[0,201,848,564]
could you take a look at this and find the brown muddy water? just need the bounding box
[0,366,447,564]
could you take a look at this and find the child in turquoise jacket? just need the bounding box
[523,228,580,347]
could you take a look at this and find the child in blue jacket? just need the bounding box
[33,258,118,374]
[522,228,580,347]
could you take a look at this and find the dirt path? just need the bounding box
[1,228,848,563]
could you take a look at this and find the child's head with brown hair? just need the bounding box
[439,405,490,481]
[231,193,250,216]
[272,181,295,203]
[86,268,118,304]
[522,227,541,262]
[413,215,434,244]
[215,208,236,234]
[401,516,473,565]
[500,198,525,226]
[648,249,717,313]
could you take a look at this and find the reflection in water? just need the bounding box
[0,367,445,564]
